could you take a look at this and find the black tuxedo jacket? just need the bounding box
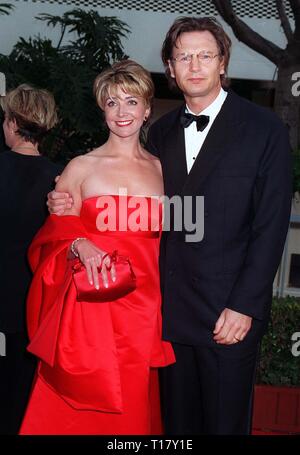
[147,89,292,348]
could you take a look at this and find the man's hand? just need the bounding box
[213,308,252,345]
[47,190,73,215]
[47,176,73,215]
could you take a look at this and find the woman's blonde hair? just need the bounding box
[94,59,154,110]
[2,84,58,144]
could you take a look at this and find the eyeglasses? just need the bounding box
[171,51,220,65]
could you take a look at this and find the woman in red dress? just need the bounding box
[19,60,175,435]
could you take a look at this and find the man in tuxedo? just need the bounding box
[145,16,292,435]
[47,16,292,435]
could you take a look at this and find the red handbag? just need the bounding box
[72,250,136,302]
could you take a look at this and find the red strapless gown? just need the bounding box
[19,195,175,435]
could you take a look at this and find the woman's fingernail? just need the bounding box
[96,285,99,290]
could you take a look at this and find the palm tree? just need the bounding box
[0,8,130,162]
[37,9,130,71]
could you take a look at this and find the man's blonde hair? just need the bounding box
[94,60,154,110]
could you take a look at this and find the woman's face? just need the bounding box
[2,115,16,148]
[103,86,150,139]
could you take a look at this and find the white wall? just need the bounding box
[0,0,290,80]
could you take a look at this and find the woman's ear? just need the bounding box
[145,106,151,121]
[8,118,17,133]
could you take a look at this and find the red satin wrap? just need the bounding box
[20,196,175,435]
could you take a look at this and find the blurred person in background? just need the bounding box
[0,84,62,434]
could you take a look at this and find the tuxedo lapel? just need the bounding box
[162,105,188,195]
[182,91,245,195]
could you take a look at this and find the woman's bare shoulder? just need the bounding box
[63,153,97,174]
[85,145,107,158]
[56,154,94,192]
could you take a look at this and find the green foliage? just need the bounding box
[37,10,130,70]
[292,149,300,194]
[0,8,130,163]
[256,297,300,386]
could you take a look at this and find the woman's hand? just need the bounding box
[73,239,116,289]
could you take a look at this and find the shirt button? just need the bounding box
[193,157,195,160]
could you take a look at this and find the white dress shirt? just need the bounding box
[184,88,227,173]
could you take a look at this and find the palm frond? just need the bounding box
[0,3,14,16]
[0,8,130,161]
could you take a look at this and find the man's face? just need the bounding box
[168,30,225,102]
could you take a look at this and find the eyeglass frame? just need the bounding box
[170,51,221,65]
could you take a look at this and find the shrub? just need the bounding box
[256,297,300,386]
[293,149,300,195]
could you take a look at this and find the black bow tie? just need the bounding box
[180,112,210,131]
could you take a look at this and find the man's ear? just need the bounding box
[219,56,225,76]
[168,60,176,78]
